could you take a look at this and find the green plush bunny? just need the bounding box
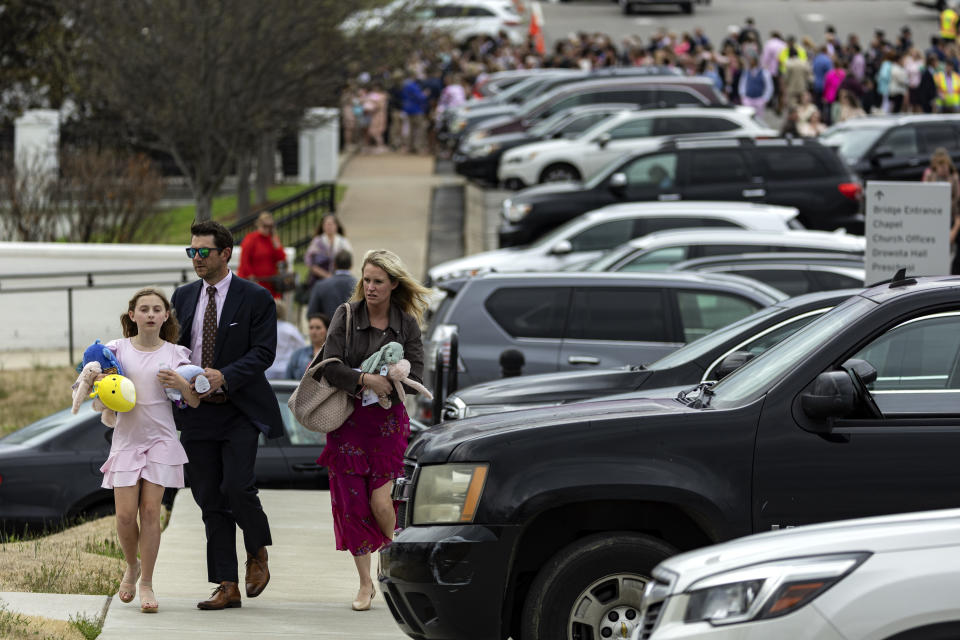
[360,341,404,373]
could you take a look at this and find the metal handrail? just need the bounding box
[229,183,337,263]
[0,266,196,365]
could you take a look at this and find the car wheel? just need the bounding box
[521,532,675,640]
[539,163,581,183]
[503,178,525,190]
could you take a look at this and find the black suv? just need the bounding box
[381,273,960,640]
[441,288,855,421]
[821,113,960,182]
[500,136,864,246]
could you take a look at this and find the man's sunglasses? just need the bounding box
[185,247,222,259]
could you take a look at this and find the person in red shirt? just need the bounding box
[237,213,287,298]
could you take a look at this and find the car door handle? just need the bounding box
[292,463,323,472]
[568,356,601,365]
[658,193,681,201]
[742,188,766,197]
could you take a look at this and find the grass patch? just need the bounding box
[0,602,86,640]
[0,516,123,596]
[0,367,79,438]
[69,613,102,640]
[151,183,311,244]
[82,536,123,561]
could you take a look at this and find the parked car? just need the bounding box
[448,67,683,145]
[464,76,728,144]
[454,103,638,184]
[0,380,425,531]
[442,288,855,420]
[426,202,803,284]
[499,136,864,247]
[621,0,693,15]
[444,70,582,142]
[638,508,960,640]
[820,113,960,182]
[673,259,865,297]
[382,272,960,640]
[498,107,774,188]
[342,0,525,45]
[421,270,784,395]
[582,228,865,273]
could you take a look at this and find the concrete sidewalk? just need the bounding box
[98,489,408,639]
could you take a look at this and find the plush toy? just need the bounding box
[72,340,129,428]
[90,374,137,412]
[360,341,432,409]
[163,364,210,408]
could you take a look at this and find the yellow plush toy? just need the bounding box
[90,374,137,413]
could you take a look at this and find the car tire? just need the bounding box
[539,163,581,183]
[520,532,675,640]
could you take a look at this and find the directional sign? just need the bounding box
[865,180,951,285]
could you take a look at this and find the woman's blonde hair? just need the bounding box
[351,249,431,323]
[121,287,180,343]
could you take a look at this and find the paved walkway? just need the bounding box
[2,151,465,637]
[98,490,408,639]
[337,151,463,282]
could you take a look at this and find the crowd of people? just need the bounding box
[337,13,960,151]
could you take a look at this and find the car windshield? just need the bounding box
[820,125,886,165]
[1,404,93,445]
[581,242,637,271]
[528,109,578,137]
[573,113,623,141]
[646,305,784,370]
[709,296,876,409]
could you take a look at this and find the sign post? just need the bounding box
[865,180,951,285]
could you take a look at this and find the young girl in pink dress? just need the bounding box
[99,287,200,613]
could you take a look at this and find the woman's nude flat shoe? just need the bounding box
[117,561,141,603]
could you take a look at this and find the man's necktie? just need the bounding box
[201,285,217,368]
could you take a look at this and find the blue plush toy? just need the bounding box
[77,339,124,376]
[162,363,210,408]
[72,339,129,427]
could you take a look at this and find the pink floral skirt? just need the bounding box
[317,397,409,556]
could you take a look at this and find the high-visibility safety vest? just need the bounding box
[935,71,960,106]
[941,8,959,40]
[778,46,808,75]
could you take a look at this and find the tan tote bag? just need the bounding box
[288,303,354,433]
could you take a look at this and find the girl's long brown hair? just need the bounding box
[121,287,180,343]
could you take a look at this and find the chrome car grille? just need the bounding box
[638,573,673,639]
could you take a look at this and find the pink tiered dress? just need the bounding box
[99,339,190,489]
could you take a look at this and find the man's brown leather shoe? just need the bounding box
[197,581,241,610]
[245,547,270,598]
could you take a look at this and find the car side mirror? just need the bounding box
[800,370,857,427]
[714,351,755,380]
[596,133,612,149]
[609,172,627,191]
[870,147,894,165]
[549,239,573,255]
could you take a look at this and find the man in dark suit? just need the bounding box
[307,249,357,319]
[171,220,283,610]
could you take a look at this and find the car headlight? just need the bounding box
[469,143,500,158]
[502,199,532,223]
[683,553,870,626]
[504,154,523,165]
[412,463,489,525]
